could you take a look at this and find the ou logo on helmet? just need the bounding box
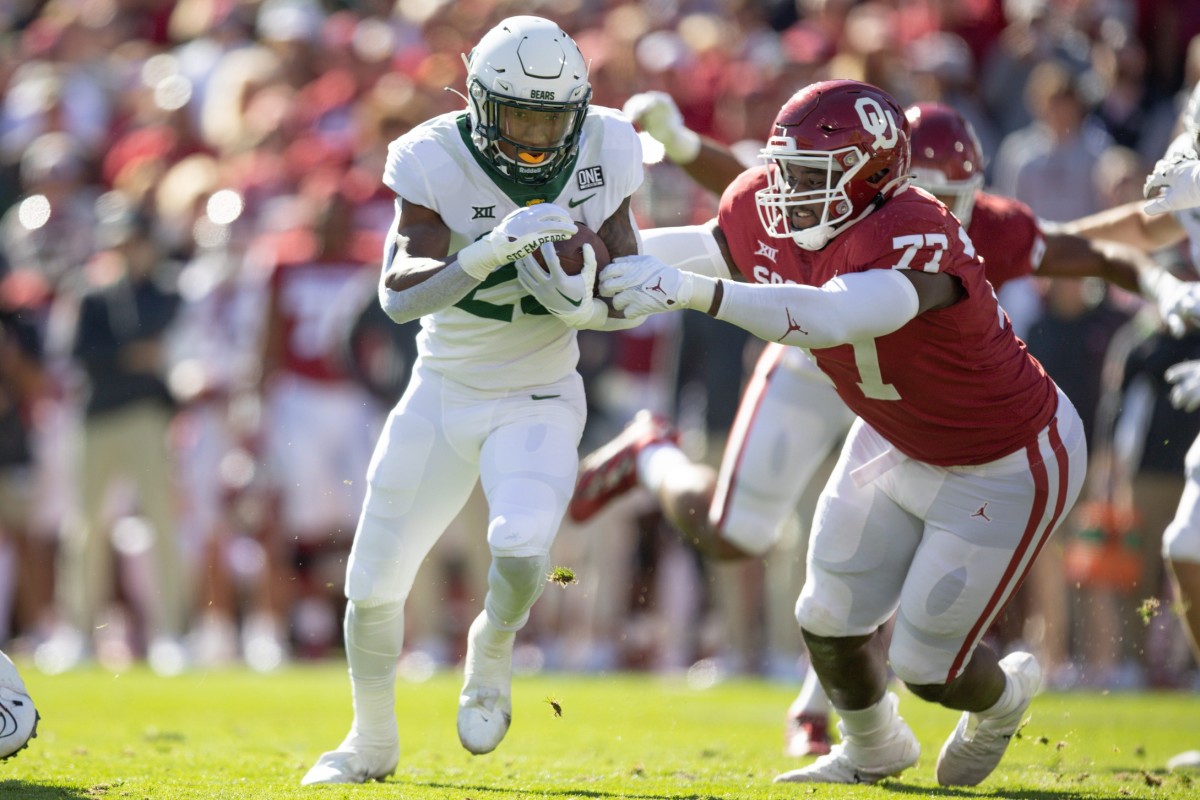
[855,97,899,151]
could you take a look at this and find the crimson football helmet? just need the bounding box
[756,80,911,251]
[905,103,984,226]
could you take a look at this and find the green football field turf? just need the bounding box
[2,660,1197,799]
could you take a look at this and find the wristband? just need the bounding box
[456,240,496,282]
[664,128,702,165]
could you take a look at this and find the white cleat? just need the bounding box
[936,651,1041,787]
[774,695,919,785]
[0,651,39,761]
[456,613,513,755]
[1167,750,1200,771]
[301,733,399,785]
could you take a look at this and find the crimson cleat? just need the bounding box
[785,712,833,757]
[568,410,678,523]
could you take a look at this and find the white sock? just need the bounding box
[345,600,404,743]
[793,666,831,716]
[836,692,898,745]
[637,442,692,495]
[980,672,1018,719]
[471,611,516,657]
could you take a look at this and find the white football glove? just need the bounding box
[1161,281,1200,337]
[600,254,704,318]
[1166,359,1200,412]
[621,91,701,165]
[1143,156,1200,215]
[456,203,575,281]
[515,242,601,328]
[1139,266,1200,337]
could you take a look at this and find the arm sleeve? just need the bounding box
[378,259,478,324]
[640,225,731,279]
[375,197,479,324]
[711,268,920,349]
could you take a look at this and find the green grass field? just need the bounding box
[2,661,1197,799]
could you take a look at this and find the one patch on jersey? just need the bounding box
[576,166,605,190]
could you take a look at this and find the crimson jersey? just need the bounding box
[261,229,378,383]
[717,166,1057,466]
[967,191,1045,292]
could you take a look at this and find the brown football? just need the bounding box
[534,222,610,287]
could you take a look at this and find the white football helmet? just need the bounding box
[0,650,37,761]
[463,16,590,185]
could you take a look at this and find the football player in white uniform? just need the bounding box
[1061,82,1200,773]
[302,16,644,785]
[0,649,37,761]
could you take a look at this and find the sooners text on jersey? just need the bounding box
[718,167,1057,466]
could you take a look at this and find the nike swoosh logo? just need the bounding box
[555,289,583,307]
[531,394,560,400]
[568,194,596,208]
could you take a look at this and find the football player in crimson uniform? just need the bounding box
[583,91,1195,764]
[589,79,1093,787]
[302,16,644,786]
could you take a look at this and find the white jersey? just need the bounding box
[383,105,642,391]
[1164,132,1200,267]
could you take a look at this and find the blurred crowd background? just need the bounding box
[1,0,1199,693]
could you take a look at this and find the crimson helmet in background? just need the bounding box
[905,102,985,226]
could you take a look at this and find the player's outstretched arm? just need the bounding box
[599,256,958,349]
[1048,202,1200,336]
[1052,200,1186,256]
[623,91,748,196]
[1038,232,1156,293]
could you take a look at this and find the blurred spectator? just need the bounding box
[0,132,98,288]
[157,154,274,670]
[906,30,999,161]
[1088,21,1153,152]
[251,179,383,660]
[992,59,1112,221]
[0,277,49,650]
[37,191,185,676]
[979,0,1093,137]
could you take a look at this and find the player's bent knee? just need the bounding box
[487,509,556,559]
[346,561,408,606]
[795,593,852,638]
[889,645,953,689]
[1163,521,1200,564]
[903,679,952,704]
[719,515,779,558]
